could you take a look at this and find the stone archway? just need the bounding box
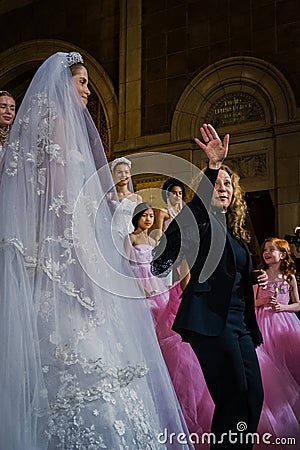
[171,56,299,240]
[171,56,296,142]
[0,39,119,156]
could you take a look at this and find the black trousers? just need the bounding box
[188,309,264,449]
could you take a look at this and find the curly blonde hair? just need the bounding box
[260,237,296,284]
[190,165,250,242]
[220,165,250,242]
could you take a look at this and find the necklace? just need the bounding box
[0,126,10,145]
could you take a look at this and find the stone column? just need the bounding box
[119,0,142,143]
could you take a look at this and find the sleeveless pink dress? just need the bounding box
[128,244,169,324]
[254,280,300,446]
[255,345,300,447]
[255,280,300,385]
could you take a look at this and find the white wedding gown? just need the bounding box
[0,52,193,450]
[110,196,138,238]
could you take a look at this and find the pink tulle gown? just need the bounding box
[128,244,169,324]
[156,282,214,449]
[129,244,213,448]
[255,345,300,448]
[255,280,300,385]
[254,280,300,447]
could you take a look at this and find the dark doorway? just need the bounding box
[245,190,275,267]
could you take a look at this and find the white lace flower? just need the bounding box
[114,420,125,436]
[45,143,61,161]
[49,332,59,345]
[116,342,123,353]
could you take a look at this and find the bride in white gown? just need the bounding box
[0,51,193,450]
[108,156,143,239]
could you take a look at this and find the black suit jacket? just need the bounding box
[152,167,262,347]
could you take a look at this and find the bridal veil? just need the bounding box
[0,52,193,449]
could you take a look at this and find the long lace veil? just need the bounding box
[0,52,192,449]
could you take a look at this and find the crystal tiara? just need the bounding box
[110,157,132,172]
[66,52,84,67]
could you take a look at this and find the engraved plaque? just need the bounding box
[206,92,265,127]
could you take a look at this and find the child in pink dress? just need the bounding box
[254,237,300,383]
[254,237,300,444]
[124,202,169,324]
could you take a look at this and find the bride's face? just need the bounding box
[113,163,131,186]
[72,67,90,106]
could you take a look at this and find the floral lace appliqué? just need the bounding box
[44,362,155,449]
[5,93,64,178]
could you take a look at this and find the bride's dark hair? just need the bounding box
[69,62,87,76]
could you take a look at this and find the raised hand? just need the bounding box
[194,123,230,169]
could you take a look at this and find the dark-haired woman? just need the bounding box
[156,178,186,236]
[155,178,189,288]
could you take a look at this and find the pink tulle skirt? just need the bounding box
[256,304,300,386]
[156,284,300,448]
[156,283,213,449]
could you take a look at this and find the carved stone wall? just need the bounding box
[227,153,267,180]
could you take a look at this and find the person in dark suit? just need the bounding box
[151,123,266,449]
